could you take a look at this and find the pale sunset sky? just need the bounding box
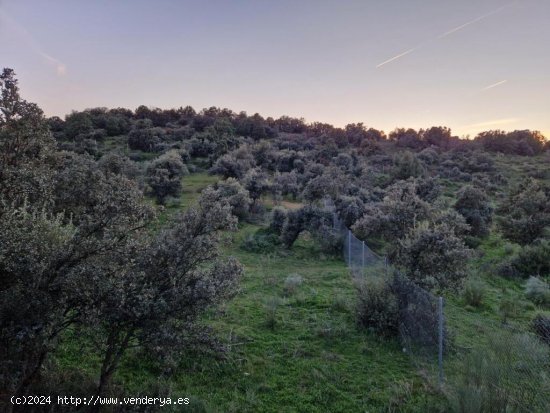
[1,0,549,138]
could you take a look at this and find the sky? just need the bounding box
[1,0,549,138]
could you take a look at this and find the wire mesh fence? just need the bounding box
[324,197,550,411]
[324,198,445,387]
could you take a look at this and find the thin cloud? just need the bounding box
[465,118,520,129]
[481,80,507,91]
[0,8,67,76]
[376,2,516,69]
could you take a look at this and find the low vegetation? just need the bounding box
[2,68,549,412]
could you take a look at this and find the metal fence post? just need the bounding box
[347,230,351,267]
[438,296,444,388]
[362,240,365,274]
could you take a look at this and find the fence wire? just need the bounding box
[324,197,550,412]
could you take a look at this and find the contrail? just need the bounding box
[438,3,516,39]
[376,2,516,69]
[376,48,417,68]
[481,80,507,91]
[0,8,67,76]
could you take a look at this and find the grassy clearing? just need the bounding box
[55,173,446,412]
[55,159,550,411]
[161,226,443,412]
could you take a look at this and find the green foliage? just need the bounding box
[497,178,550,245]
[264,296,282,330]
[512,239,550,278]
[448,331,550,412]
[128,126,166,152]
[393,221,471,291]
[283,273,304,297]
[525,277,550,307]
[498,296,520,324]
[64,111,94,140]
[269,206,287,235]
[454,185,493,238]
[355,277,399,337]
[241,229,281,253]
[462,278,486,308]
[353,180,431,241]
[532,314,550,345]
[209,147,256,179]
[242,167,271,203]
[211,177,252,220]
[146,150,189,203]
[392,151,425,181]
[0,68,56,205]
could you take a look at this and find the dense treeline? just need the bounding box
[49,103,548,158]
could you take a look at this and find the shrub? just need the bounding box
[449,330,550,411]
[498,296,519,324]
[497,178,550,245]
[462,278,486,308]
[264,297,282,330]
[269,207,287,235]
[146,150,189,203]
[209,148,256,179]
[417,148,440,165]
[213,178,252,220]
[335,195,367,228]
[391,151,425,181]
[314,225,343,255]
[454,185,493,238]
[241,230,280,253]
[414,176,441,202]
[353,180,431,242]
[283,274,304,297]
[355,277,398,337]
[128,126,166,152]
[525,277,550,307]
[511,239,550,278]
[392,221,471,291]
[532,314,550,345]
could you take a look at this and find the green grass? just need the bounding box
[128,226,445,412]
[54,161,550,412]
[54,173,447,412]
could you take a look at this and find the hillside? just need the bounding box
[2,69,550,412]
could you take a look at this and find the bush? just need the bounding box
[314,226,343,255]
[525,277,550,307]
[392,221,471,291]
[449,330,550,412]
[241,230,280,253]
[213,178,252,220]
[497,178,550,245]
[454,185,493,238]
[146,150,189,203]
[355,277,398,337]
[417,148,440,165]
[462,278,486,307]
[511,240,550,278]
[264,297,282,330]
[283,274,303,297]
[532,314,550,345]
[269,207,287,235]
[391,151,425,181]
[498,296,519,324]
[128,127,166,152]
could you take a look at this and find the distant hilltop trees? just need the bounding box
[47,105,549,157]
